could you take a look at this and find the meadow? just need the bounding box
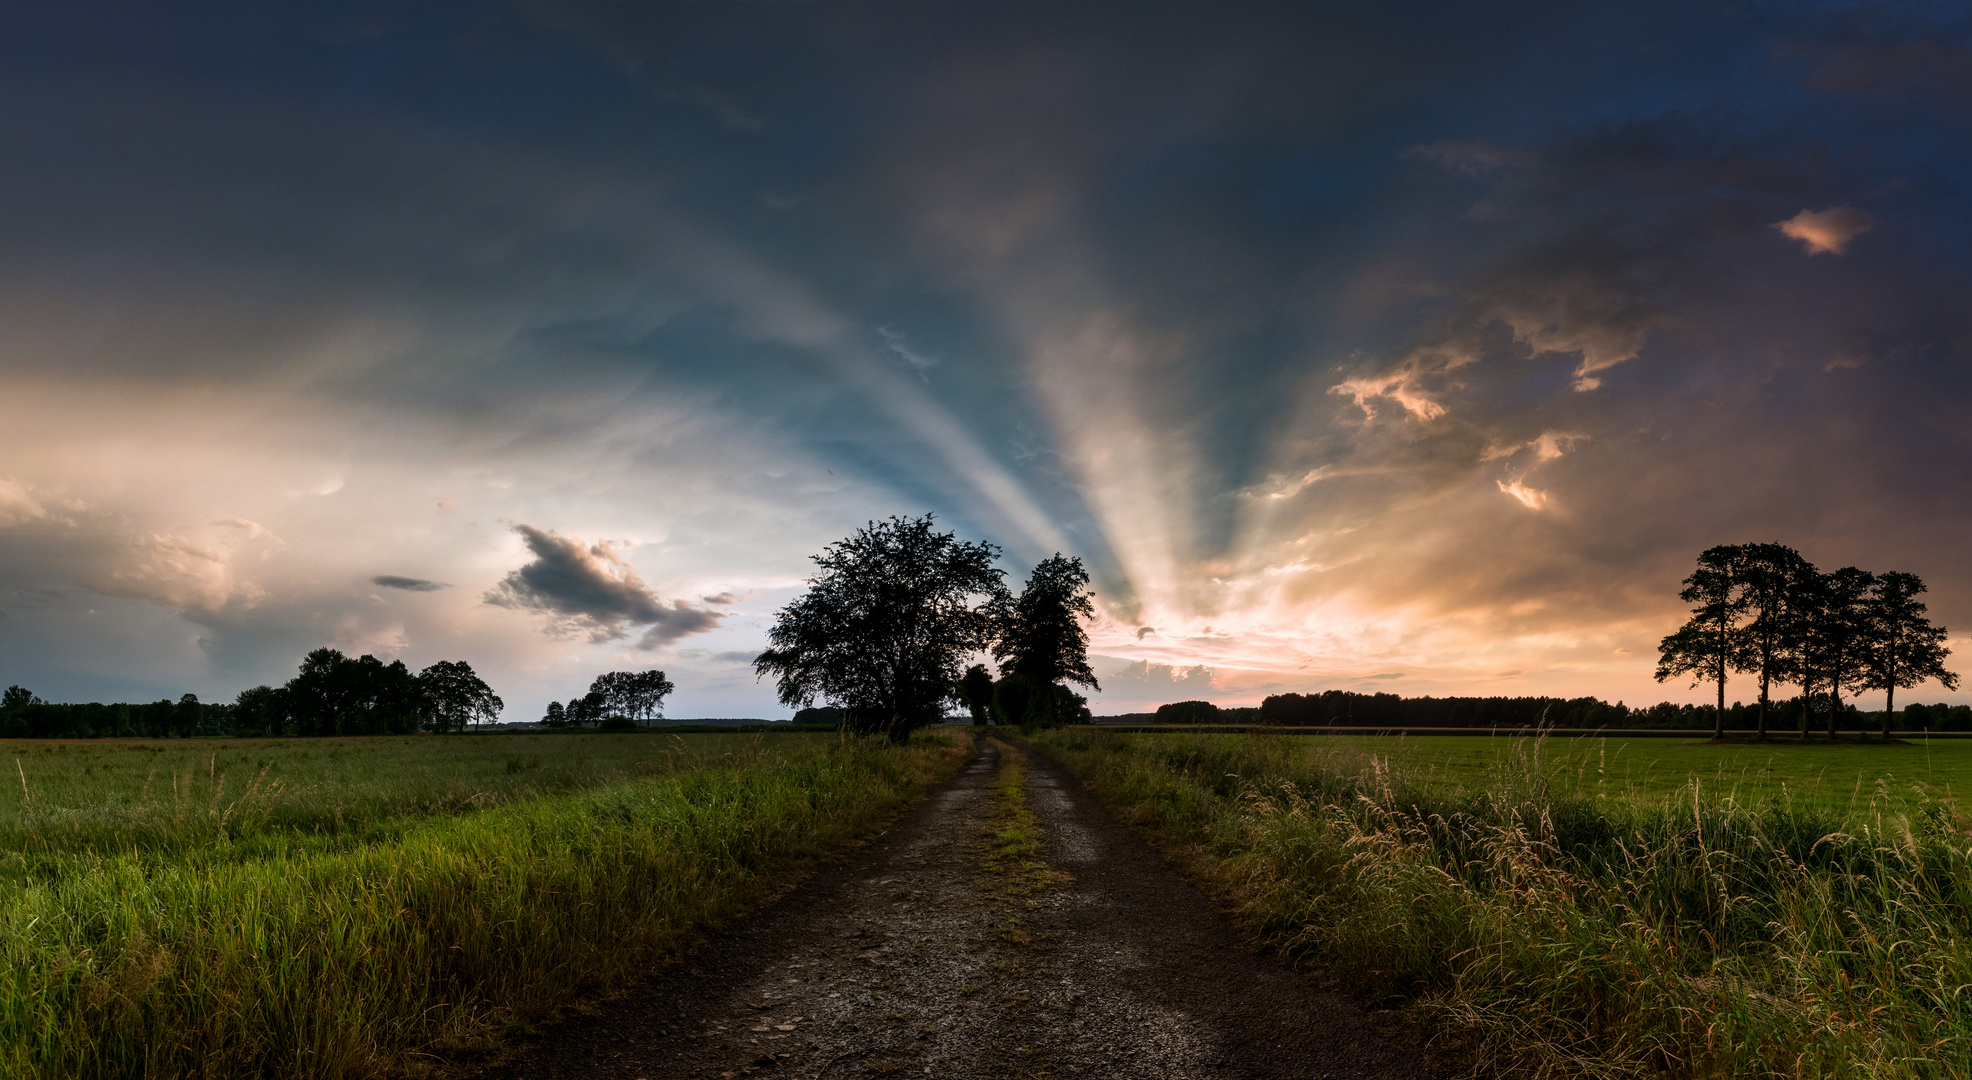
[1,730,969,1078]
[1027,729,1972,1079]
[1288,731,1972,818]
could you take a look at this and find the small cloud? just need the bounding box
[1330,373,1447,421]
[679,83,762,130]
[701,592,738,606]
[373,575,447,592]
[437,500,458,513]
[677,648,762,665]
[877,326,938,381]
[486,525,722,646]
[1775,206,1875,255]
[0,479,49,528]
[1483,431,1587,463]
[1359,672,1406,681]
[1135,626,1156,640]
[1404,138,1518,176]
[1497,479,1551,511]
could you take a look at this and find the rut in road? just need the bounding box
[478,737,1431,1080]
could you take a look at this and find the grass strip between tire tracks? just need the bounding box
[1,731,971,1079]
[1024,727,1972,1080]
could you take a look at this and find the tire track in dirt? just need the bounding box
[474,736,1429,1080]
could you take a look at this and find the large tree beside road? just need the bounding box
[755,515,1008,742]
[991,553,1100,728]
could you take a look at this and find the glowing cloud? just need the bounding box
[1775,206,1875,256]
[1497,479,1551,511]
[1330,372,1448,421]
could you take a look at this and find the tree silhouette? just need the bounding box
[960,664,994,727]
[589,669,675,726]
[755,515,1007,743]
[1734,543,1815,740]
[1804,566,1875,739]
[1655,545,1748,740]
[991,553,1100,728]
[1858,571,1959,740]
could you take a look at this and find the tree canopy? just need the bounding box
[415,660,504,733]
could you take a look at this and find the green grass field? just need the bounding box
[1284,732,1972,821]
[2,730,970,1079]
[3,731,832,873]
[1029,728,1972,1079]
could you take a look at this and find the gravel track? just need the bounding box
[475,737,1429,1080]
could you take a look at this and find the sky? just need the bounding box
[1,1,1968,719]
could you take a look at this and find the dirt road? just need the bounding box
[477,738,1429,1080]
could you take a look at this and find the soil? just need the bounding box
[474,738,1433,1080]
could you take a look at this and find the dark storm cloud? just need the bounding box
[373,575,446,592]
[485,525,721,647]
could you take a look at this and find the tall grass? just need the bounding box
[1,732,968,1078]
[1028,729,1972,1078]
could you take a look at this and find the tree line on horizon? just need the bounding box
[1656,542,1958,740]
[1129,690,1972,733]
[1,648,504,739]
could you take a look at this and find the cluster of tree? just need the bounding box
[541,669,675,729]
[234,650,503,735]
[2,649,503,739]
[1656,543,1958,740]
[754,516,1100,742]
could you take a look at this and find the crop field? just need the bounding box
[1029,729,1972,1079]
[1,730,970,1079]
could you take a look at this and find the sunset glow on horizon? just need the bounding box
[2,4,1967,718]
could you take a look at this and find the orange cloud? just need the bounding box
[1775,206,1875,255]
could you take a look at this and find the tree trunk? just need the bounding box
[1828,684,1841,740]
[1799,673,1812,740]
[1714,655,1726,741]
[1881,627,1900,741]
[1757,669,1770,741]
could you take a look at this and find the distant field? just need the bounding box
[1,729,968,1079]
[1284,731,1972,818]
